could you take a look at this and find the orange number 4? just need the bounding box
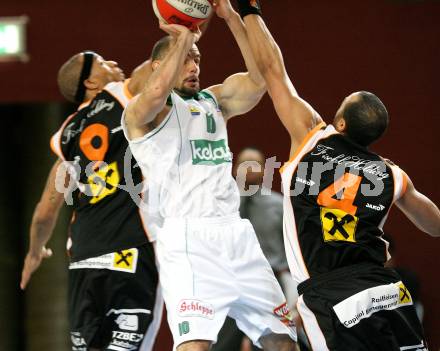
[317,173,362,216]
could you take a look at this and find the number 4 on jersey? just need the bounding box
[317,172,362,216]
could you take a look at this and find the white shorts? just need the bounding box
[156,213,297,349]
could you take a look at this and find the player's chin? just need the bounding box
[183,84,200,96]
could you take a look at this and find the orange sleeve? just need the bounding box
[401,170,409,196]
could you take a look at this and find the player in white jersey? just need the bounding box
[122,1,296,351]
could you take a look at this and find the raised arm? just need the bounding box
[127,59,153,96]
[395,175,440,237]
[207,0,266,120]
[238,1,322,153]
[124,24,200,139]
[20,159,66,289]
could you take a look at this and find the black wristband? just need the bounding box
[236,0,262,19]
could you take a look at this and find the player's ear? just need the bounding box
[152,60,161,71]
[84,77,100,91]
[335,117,347,133]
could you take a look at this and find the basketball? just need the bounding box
[152,0,213,28]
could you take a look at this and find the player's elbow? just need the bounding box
[426,203,440,237]
[250,76,266,96]
[256,59,285,83]
[126,92,163,128]
[422,225,440,238]
[255,44,285,79]
[419,204,440,237]
[427,217,440,237]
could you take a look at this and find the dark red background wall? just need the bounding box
[2,0,439,349]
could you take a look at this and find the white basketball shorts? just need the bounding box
[155,213,297,349]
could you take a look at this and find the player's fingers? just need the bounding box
[42,247,53,258]
[160,23,180,37]
[159,22,174,34]
[193,27,202,42]
[20,269,30,290]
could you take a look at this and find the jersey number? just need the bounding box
[79,123,109,161]
[318,172,362,243]
[317,172,362,216]
[206,113,216,134]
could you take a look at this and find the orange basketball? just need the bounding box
[153,0,213,28]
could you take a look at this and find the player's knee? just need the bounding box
[260,333,296,351]
[176,339,212,351]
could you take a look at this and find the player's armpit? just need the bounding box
[395,175,440,237]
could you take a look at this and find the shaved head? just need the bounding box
[335,91,389,146]
[151,36,174,61]
[57,53,84,103]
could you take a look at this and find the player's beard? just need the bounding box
[175,82,200,98]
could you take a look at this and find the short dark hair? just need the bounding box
[151,36,173,61]
[57,53,84,102]
[342,91,389,146]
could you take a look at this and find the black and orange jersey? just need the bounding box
[281,123,407,284]
[51,80,150,262]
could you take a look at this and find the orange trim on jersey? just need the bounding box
[50,134,59,157]
[389,165,408,204]
[78,99,92,111]
[281,129,344,280]
[285,166,311,279]
[124,79,134,100]
[104,81,129,108]
[280,122,327,174]
[401,170,409,196]
[50,112,77,160]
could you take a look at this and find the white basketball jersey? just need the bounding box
[122,89,240,225]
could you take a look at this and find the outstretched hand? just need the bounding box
[20,246,53,290]
[159,22,201,43]
[212,0,237,20]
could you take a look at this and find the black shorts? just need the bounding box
[68,243,161,351]
[296,263,428,351]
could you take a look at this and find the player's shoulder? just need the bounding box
[379,156,404,173]
[102,80,132,104]
[104,80,124,93]
[198,89,219,109]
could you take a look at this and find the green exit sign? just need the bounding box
[0,16,28,62]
